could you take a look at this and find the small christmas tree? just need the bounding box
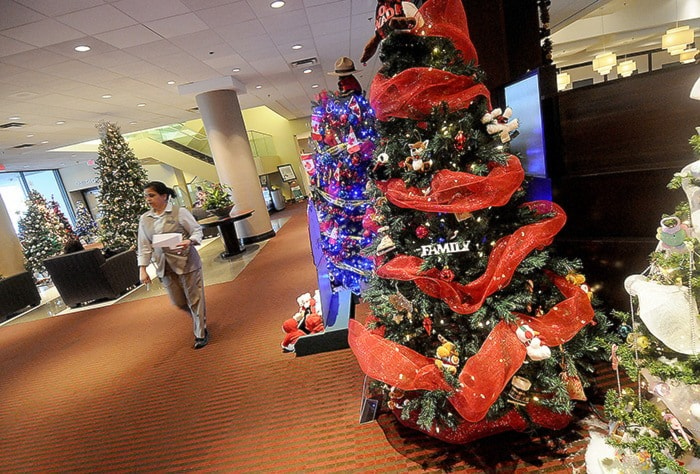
[94,121,148,251]
[74,201,98,243]
[308,86,378,293]
[349,0,614,444]
[599,133,700,473]
[17,190,63,278]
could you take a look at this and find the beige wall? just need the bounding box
[0,196,26,277]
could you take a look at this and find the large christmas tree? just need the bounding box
[597,133,700,473]
[349,0,613,444]
[17,190,64,278]
[95,121,148,251]
[308,87,378,292]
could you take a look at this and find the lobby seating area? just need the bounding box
[0,271,41,321]
[42,248,140,308]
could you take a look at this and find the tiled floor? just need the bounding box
[1,212,290,327]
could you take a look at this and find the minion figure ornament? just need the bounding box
[327,56,363,97]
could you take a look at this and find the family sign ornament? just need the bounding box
[419,240,471,257]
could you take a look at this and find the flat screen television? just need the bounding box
[503,69,547,178]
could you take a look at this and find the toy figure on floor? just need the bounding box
[328,56,363,96]
[281,291,325,352]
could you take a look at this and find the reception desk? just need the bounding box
[198,209,254,258]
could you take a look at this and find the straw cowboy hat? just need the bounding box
[327,56,361,76]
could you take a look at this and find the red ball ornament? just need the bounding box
[340,114,348,124]
[454,130,466,151]
[439,268,455,281]
[423,316,433,335]
[415,225,429,239]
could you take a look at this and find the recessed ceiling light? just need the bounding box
[101,94,112,99]
[26,134,34,138]
[40,140,48,144]
[270,0,285,8]
[60,163,65,166]
[255,85,263,89]
[9,116,20,120]
[167,80,175,85]
[129,121,137,125]
[55,121,65,125]
[292,44,303,50]
[311,84,319,88]
[303,68,312,74]
[74,45,91,52]
[137,103,146,107]
[232,68,241,73]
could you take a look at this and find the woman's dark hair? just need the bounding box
[63,238,85,254]
[143,181,175,197]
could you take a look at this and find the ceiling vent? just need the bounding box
[0,122,26,129]
[12,143,34,149]
[187,106,199,113]
[290,57,318,69]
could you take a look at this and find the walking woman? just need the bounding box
[137,181,209,349]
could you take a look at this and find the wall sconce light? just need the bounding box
[662,26,694,55]
[617,59,637,77]
[690,77,700,100]
[593,51,617,76]
[556,72,571,91]
[679,48,698,64]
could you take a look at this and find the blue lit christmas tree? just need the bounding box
[308,85,378,293]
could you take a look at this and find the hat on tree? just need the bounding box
[328,56,361,76]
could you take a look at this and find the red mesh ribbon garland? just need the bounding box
[369,0,490,121]
[516,271,596,346]
[370,71,490,121]
[377,201,566,314]
[377,155,524,213]
[348,319,452,391]
[393,404,528,444]
[452,321,527,421]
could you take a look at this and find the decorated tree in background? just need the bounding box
[74,201,98,243]
[349,0,615,444]
[47,195,76,243]
[598,133,700,473]
[94,121,148,251]
[17,190,63,278]
[307,85,378,293]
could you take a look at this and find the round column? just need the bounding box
[195,89,274,243]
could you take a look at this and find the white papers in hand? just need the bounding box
[153,233,182,249]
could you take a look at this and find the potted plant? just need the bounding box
[203,182,235,217]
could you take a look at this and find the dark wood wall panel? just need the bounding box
[553,65,700,311]
[554,169,684,238]
[557,66,699,176]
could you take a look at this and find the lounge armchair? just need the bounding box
[0,271,41,320]
[43,249,139,308]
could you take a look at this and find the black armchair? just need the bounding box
[43,249,139,308]
[0,271,41,320]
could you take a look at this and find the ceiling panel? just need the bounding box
[144,13,209,39]
[0,35,36,57]
[2,19,85,48]
[56,4,138,35]
[194,1,258,28]
[14,0,104,17]
[112,0,192,22]
[0,1,46,30]
[95,24,163,49]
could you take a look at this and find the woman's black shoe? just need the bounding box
[193,329,209,349]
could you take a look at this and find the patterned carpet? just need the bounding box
[0,202,616,472]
